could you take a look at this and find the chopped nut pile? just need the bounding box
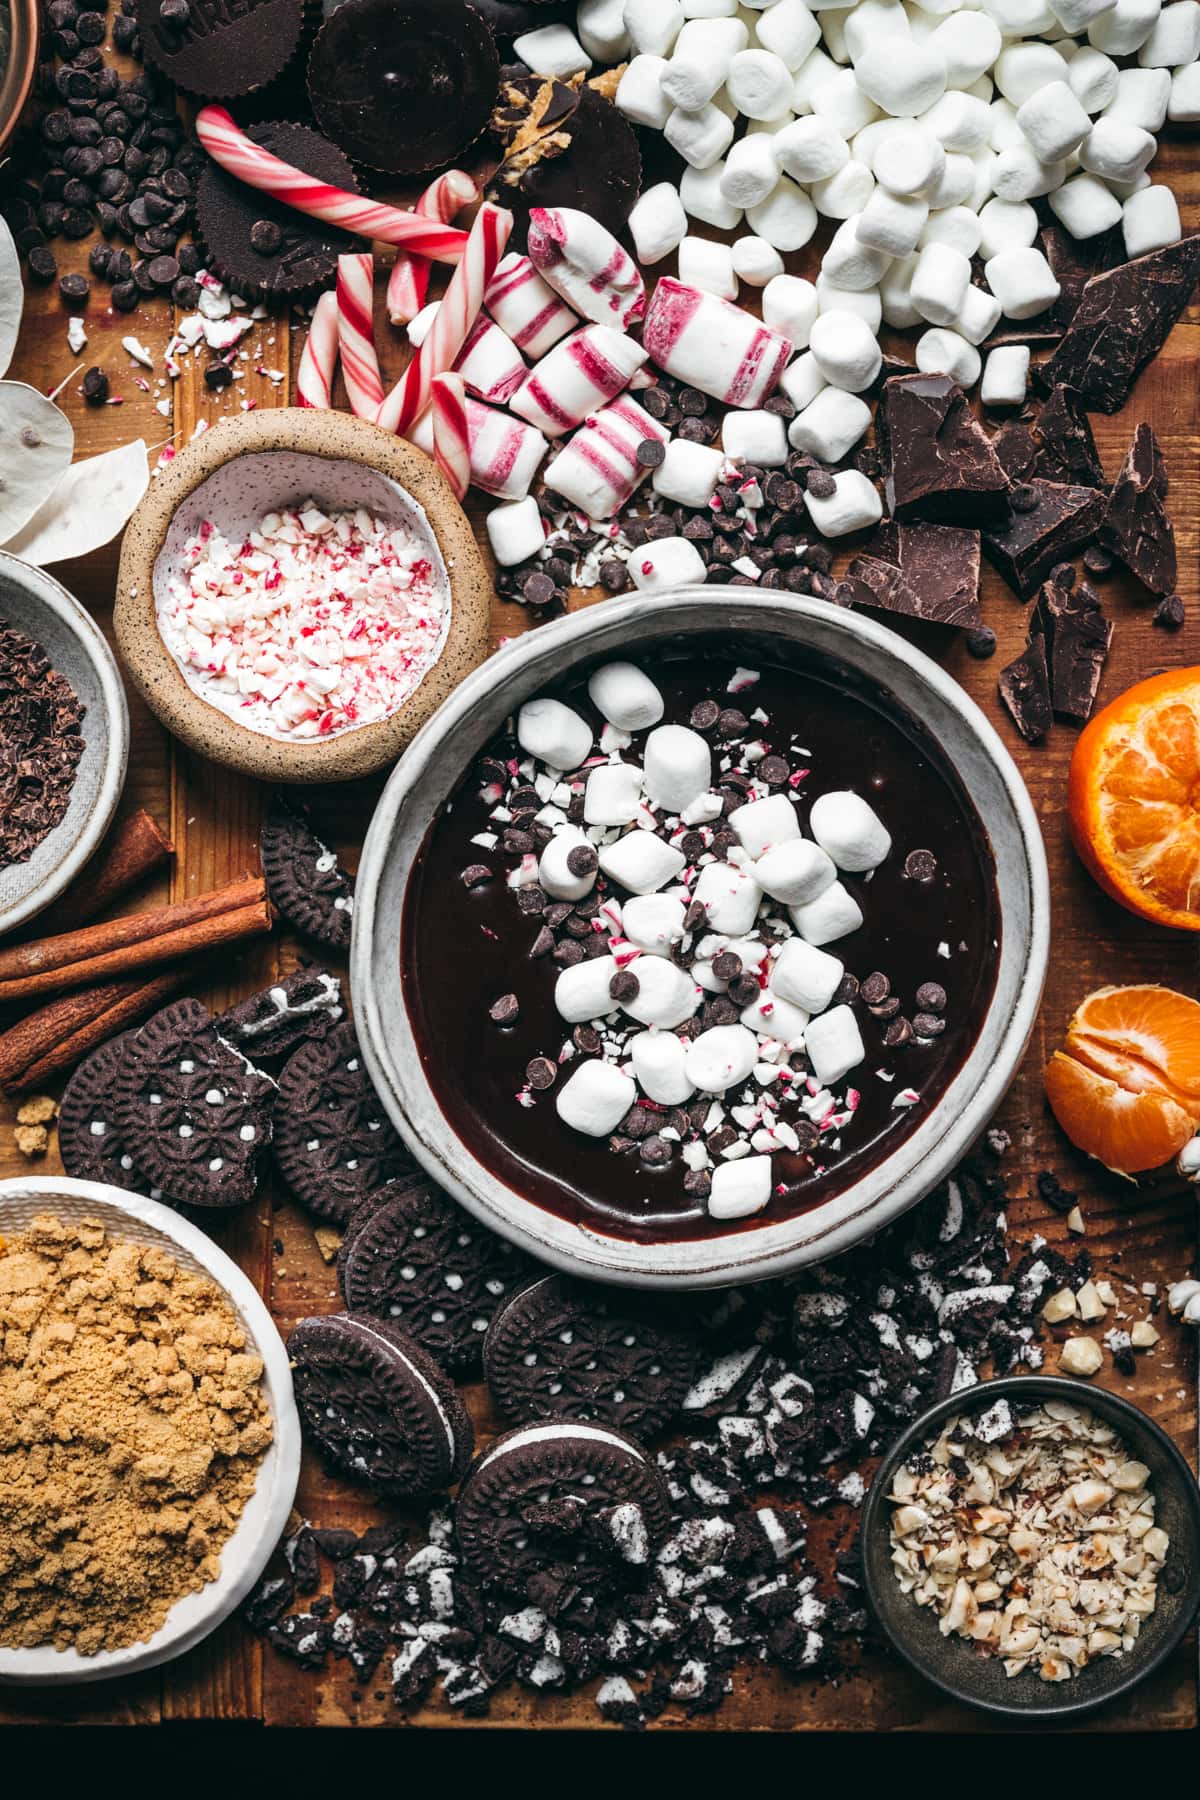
[889,1399,1168,1683]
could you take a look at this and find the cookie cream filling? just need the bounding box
[345,1316,458,1465]
[476,1420,647,1474]
[157,501,451,741]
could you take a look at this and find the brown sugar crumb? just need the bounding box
[0,1214,273,1656]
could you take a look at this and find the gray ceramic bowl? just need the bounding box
[352,590,1051,1289]
[0,551,129,937]
[859,1375,1200,1720]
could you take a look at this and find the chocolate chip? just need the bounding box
[489,994,519,1026]
[679,830,706,860]
[599,559,628,593]
[608,969,639,1003]
[965,626,997,660]
[248,216,283,255]
[1082,544,1113,577]
[682,1169,711,1199]
[860,972,890,1006]
[728,975,760,1009]
[758,756,790,788]
[79,365,108,405]
[1153,594,1186,630]
[884,1017,913,1047]
[717,708,747,738]
[869,996,901,1019]
[160,0,191,21]
[57,271,88,302]
[792,1120,819,1154]
[642,385,671,420]
[711,951,742,981]
[522,571,556,608]
[678,416,716,443]
[904,848,938,882]
[804,468,836,499]
[678,387,707,416]
[639,1134,673,1168]
[515,885,546,914]
[460,864,491,887]
[572,1025,601,1054]
[636,437,666,468]
[702,996,739,1027]
[528,926,555,958]
[832,974,859,1005]
[203,361,233,391]
[1010,483,1040,513]
[566,844,598,878]
[707,1126,737,1156]
[914,1012,947,1038]
[915,982,947,1012]
[526,1056,556,1090]
[555,940,584,967]
[27,245,57,283]
[111,280,139,311]
[689,699,720,731]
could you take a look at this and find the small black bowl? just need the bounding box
[860,1375,1200,1721]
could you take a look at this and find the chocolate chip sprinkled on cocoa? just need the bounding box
[916,982,947,1012]
[528,926,555,958]
[555,940,585,967]
[639,1135,673,1167]
[515,885,546,914]
[869,995,901,1019]
[502,828,534,855]
[573,1025,601,1054]
[717,708,748,738]
[543,902,573,928]
[460,863,491,887]
[832,974,859,1005]
[914,1012,948,1038]
[489,994,519,1026]
[682,1168,712,1199]
[566,844,599,877]
[758,756,790,788]
[525,1056,556,1090]
[904,848,938,882]
[609,969,640,1003]
[792,1119,820,1153]
[884,1017,914,1047]
[860,971,890,1006]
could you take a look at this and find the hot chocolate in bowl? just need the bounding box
[352,591,1050,1290]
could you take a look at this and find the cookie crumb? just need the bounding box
[314,1227,343,1264]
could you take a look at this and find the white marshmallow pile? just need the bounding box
[480,659,928,1223]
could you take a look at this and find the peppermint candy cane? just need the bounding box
[336,253,383,420]
[296,290,339,409]
[377,202,512,437]
[387,169,479,326]
[195,106,470,258]
[431,373,470,502]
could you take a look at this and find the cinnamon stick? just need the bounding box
[0,878,272,1005]
[0,968,189,1092]
[35,809,175,934]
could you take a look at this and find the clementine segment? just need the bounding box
[1068,667,1200,931]
[1044,985,1200,1174]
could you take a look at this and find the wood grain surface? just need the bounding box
[0,113,1197,1733]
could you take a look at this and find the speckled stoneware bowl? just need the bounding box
[114,409,491,783]
[860,1376,1200,1720]
[0,0,39,160]
[0,551,129,938]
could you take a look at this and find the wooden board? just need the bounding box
[0,123,1198,1733]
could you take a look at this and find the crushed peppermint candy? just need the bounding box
[156,501,450,740]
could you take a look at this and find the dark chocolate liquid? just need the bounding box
[402,644,1000,1245]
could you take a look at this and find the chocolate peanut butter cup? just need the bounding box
[488,70,642,243]
[308,0,500,176]
[138,0,306,100]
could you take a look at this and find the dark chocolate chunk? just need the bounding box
[1029,385,1105,488]
[1154,594,1186,630]
[1032,577,1112,725]
[998,634,1053,745]
[1098,421,1176,598]
[878,374,1011,523]
[1036,237,1200,413]
[981,480,1107,600]
[488,74,641,244]
[846,521,982,630]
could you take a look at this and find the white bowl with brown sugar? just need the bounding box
[0,1177,301,1685]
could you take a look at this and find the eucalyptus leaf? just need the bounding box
[0,381,75,542]
[2,438,149,566]
[0,217,21,381]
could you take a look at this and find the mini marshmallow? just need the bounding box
[512,24,592,76]
[543,392,668,517]
[988,96,1025,152]
[856,187,928,255]
[642,279,793,407]
[681,0,739,14]
[693,860,764,935]
[879,253,923,328]
[1139,0,1200,64]
[954,283,1003,345]
[484,253,575,360]
[771,938,844,1015]
[871,121,946,196]
[921,90,992,152]
[1048,172,1124,238]
[527,207,644,328]
[791,44,841,112]
[788,880,864,946]
[722,407,790,465]
[980,344,1031,407]
[622,893,685,955]
[755,0,822,68]
[584,761,645,826]
[588,662,664,732]
[685,1024,759,1094]
[624,0,684,57]
[909,241,971,326]
[1068,45,1120,113]
[622,955,702,1028]
[729,793,801,858]
[843,0,910,61]
[556,1059,636,1136]
[808,309,882,391]
[983,0,1058,25]
[1104,65,1171,129]
[984,245,1062,319]
[1051,0,1120,29]
[732,236,787,285]
[1016,80,1092,160]
[1078,117,1157,182]
[741,988,810,1044]
[977,195,1039,258]
[811,158,877,218]
[599,830,687,895]
[680,162,744,230]
[630,536,709,593]
[774,114,851,181]
[919,205,982,258]
[931,10,1003,87]
[727,48,796,119]
[813,67,882,137]
[816,276,882,329]
[627,181,688,264]
[754,837,838,906]
[855,42,948,117]
[708,1156,773,1220]
[644,723,713,813]
[1122,183,1182,256]
[652,437,726,508]
[485,496,545,568]
[665,100,736,169]
[803,1004,866,1086]
[990,144,1067,201]
[678,236,739,301]
[809,789,891,872]
[994,43,1070,107]
[511,324,647,437]
[577,0,631,61]
[629,1030,695,1105]
[540,827,600,902]
[780,351,827,411]
[1090,0,1161,54]
[517,697,592,771]
[820,215,891,290]
[1170,61,1200,119]
[556,955,620,1023]
[801,468,883,537]
[746,177,820,251]
[788,385,872,458]
[924,150,975,208]
[661,15,748,108]
[616,55,673,130]
[720,134,783,210]
[968,149,998,213]
[915,326,981,386]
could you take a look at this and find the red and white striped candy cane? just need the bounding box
[336,253,383,420]
[377,201,512,437]
[431,373,470,502]
[195,106,470,258]
[387,169,478,326]
[296,290,339,409]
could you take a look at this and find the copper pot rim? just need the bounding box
[0,0,39,160]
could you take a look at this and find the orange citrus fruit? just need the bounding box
[1044,984,1200,1174]
[1068,667,1200,931]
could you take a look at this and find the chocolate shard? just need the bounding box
[846,521,982,629]
[1032,575,1113,725]
[1031,385,1105,488]
[488,70,641,241]
[1098,421,1177,597]
[998,634,1053,744]
[1036,236,1200,414]
[981,480,1107,601]
[990,420,1039,485]
[879,374,1011,522]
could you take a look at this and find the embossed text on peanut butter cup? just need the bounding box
[137,0,305,99]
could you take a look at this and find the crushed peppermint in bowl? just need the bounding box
[860,1375,1200,1719]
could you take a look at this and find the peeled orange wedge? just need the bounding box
[1044,985,1200,1175]
[1068,667,1200,931]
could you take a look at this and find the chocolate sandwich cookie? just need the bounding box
[260,800,355,951]
[288,1312,473,1498]
[455,1419,671,1588]
[196,121,366,299]
[112,999,277,1208]
[138,0,306,99]
[338,1178,533,1371]
[58,1032,161,1197]
[216,968,343,1062]
[274,1021,415,1223]
[308,0,500,176]
[488,71,641,242]
[483,1274,699,1438]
